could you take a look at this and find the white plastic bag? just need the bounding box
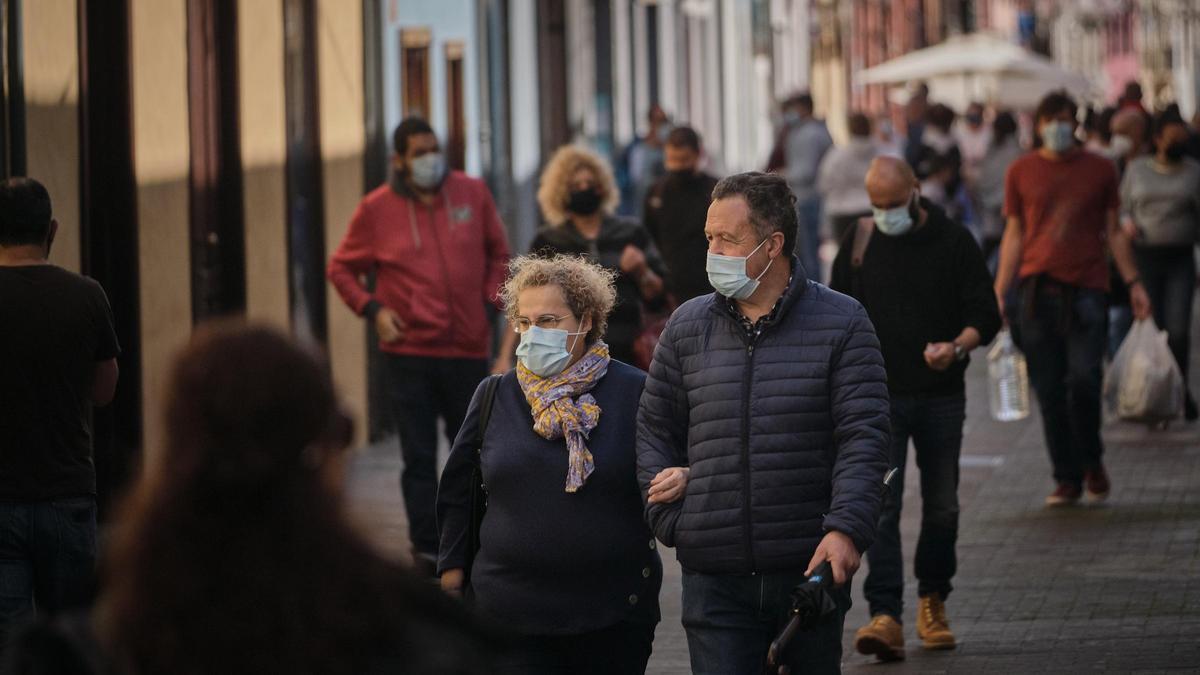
[1103,318,1184,424]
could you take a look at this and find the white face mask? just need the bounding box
[409,152,446,190]
[872,192,917,236]
[706,237,773,300]
[515,325,587,378]
[1040,121,1075,153]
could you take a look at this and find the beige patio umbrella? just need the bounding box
[859,32,1095,111]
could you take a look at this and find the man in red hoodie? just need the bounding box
[328,118,510,573]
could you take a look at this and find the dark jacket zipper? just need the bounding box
[741,333,760,574]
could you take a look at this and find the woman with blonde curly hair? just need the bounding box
[495,145,667,370]
[438,254,681,674]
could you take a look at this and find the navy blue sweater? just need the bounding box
[437,360,662,636]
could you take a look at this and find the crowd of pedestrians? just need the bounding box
[3,80,1199,673]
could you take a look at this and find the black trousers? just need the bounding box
[863,392,965,619]
[385,355,488,556]
[492,621,656,674]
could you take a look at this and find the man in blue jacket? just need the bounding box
[637,171,891,673]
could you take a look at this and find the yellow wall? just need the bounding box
[23,0,81,272]
[239,0,290,328]
[318,0,368,445]
[20,0,372,455]
[131,0,193,459]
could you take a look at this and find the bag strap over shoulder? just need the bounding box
[473,374,503,456]
[851,216,876,269]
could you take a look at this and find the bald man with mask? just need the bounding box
[831,157,1001,661]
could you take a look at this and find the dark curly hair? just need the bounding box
[711,172,798,257]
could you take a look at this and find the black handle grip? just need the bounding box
[806,560,834,589]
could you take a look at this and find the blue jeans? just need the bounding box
[682,568,850,674]
[1135,245,1196,408]
[863,392,965,620]
[1015,281,1108,486]
[385,355,488,557]
[0,498,97,648]
[796,195,823,282]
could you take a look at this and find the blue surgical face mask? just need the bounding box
[706,237,773,300]
[873,192,917,236]
[516,325,587,378]
[409,152,446,190]
[1040,121,1075,153]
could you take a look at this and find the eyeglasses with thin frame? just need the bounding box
[513,314,574,334]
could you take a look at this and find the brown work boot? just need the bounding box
[916,594,956,650]
[854,614,905,662]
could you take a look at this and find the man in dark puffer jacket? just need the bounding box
[637,172,890,674]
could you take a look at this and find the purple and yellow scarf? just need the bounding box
[516,341,610,492]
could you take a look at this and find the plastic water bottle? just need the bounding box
[988,329,1030,422]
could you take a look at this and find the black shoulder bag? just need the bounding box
[463,374,502,588]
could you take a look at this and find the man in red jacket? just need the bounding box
[328,118,510,574]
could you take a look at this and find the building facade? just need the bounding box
[4,0,816,507]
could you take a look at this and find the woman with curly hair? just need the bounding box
[3,323,493,674]
[438,254,680,674]
[495,145,667,370]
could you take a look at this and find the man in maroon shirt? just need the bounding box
[994,92,1150,507]
[327,119,510,573]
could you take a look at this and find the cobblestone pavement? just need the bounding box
[347,330,1200,674]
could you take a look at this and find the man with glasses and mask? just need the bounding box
[831,156,1001,661]
[327,117,511,576]
[996,91,1150,507]
[637,171,890,673]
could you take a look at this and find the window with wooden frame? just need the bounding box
[444,40,465,171]
[401,27,431,120]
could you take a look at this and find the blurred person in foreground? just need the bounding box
[0,178,119,651]
[637,172,890,674]
[496,145,666,367]
[438,255,665,674]
[832,157,1001,661]
[995,91,1150,507]
[327,117,511,576]
[3,323,493,674]
[1119,111,1200,421]
[643,126,720,303]
[819,112,880,245]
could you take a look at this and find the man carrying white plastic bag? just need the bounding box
[1105,318,1185,426]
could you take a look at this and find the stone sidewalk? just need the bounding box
[346,346,1200,674]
